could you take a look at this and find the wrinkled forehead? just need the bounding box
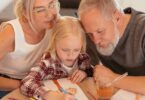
[80,9,107,33]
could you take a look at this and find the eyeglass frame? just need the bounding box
[32,0,60,15]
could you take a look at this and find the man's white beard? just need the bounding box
[96,30,120,56]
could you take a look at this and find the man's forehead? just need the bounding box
[81,16,105,33]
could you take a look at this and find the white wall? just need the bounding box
[0,0,145,21]
[0,0,16,20]
[118,0,145,12]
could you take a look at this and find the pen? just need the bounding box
[91,65,95,68]
[106,72,128,87]
[60,88,78,100]
[60,87,69,94]
[53,80,78,100]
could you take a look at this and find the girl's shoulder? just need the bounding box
[41,52,58,62]
[41,52,51,60]
[78,53,90,65]
[78,53,90,61]
[78,53,91,70]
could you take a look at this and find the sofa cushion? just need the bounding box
[59,0,80,8]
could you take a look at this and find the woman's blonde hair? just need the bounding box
[14,0,60,33]
[15,0,60,17]
[47,16,86,59]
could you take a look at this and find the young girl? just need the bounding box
[20,16,91,100]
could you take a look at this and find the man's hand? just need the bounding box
[93,65,118,86]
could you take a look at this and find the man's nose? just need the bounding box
[92,33,102,45]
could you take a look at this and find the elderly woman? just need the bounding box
[0,0,74,99]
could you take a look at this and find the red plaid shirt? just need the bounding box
[20,52,90,100]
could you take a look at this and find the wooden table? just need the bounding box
[2,77,98,100]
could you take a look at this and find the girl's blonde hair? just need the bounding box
[47,16,86,59]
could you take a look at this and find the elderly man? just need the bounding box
[78,0,145,94]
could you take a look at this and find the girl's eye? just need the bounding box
[74,49,80,52]
[62,49,69,52]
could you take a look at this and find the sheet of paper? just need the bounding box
[43,78,88,100]
[111,89,145,100]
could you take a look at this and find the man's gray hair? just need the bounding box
[78,0,122,18]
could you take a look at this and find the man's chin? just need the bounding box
[97,46,114,56]
[98,51,113,56]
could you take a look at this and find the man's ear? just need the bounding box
[113,10,122,23]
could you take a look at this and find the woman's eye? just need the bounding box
[37,9,45,13]
[33,8,46,13]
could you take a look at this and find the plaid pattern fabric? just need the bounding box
[20,52,90,100]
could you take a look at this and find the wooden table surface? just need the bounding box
[2,77,98,100]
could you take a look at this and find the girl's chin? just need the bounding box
[64,63,73,67]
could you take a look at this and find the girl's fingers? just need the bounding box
[70,69,79,80]
[71,71,80,83]
[71,70,86,83]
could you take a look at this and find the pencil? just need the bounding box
[53,80,78,100]
[106,72,128,87]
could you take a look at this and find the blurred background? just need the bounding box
[0,0,145,23]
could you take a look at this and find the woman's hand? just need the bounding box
[0,77,21,91]
[68,69,87,83]
[43,90,75,100]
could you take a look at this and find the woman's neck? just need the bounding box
[19,18,46,44]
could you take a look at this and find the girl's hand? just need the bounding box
[68,69,87,83]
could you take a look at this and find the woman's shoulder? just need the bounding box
[0,20,16,58]
[0,20,15,37]
[0,23,15,45]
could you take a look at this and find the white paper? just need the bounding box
[111,89,145,100]
[43,78,88,100]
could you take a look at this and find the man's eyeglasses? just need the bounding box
[33,1,59,14]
